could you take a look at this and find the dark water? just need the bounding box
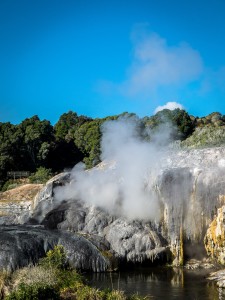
[86,267,225,299]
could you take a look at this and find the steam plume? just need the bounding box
[55,116,173,221]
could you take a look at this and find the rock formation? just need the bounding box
[204,200,225,265]
[0,225,109,272]
[0,184,43,225]
[1,146,225,272]
[29,173,169,268]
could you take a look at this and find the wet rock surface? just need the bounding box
[0,225,109,272]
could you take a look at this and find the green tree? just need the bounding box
[144,109,195,141]
[54,111,91,141]
[48,111,92,171]
[74,119,102,168]
[0,122,23,180]
[17,116,54,170]
[29,167,52,183]
[74,115,119,168]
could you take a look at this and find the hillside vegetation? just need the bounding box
[1,110,225,190]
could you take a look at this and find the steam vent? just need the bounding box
[1,147,225,272]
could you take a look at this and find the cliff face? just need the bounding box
[160,148,225,264]
[1,147,225,271]
[204,201,225,265]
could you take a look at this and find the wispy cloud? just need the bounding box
[120,30,203,97]
[96,25,204,101]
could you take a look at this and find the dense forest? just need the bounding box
[1,109,225,189]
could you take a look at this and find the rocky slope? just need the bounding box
[1,146,225,272]
[30,147,225,267]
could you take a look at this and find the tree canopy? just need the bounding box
[1,108,225,188]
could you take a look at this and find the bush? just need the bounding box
[5,283,60,300]
[39,245,67,270]
[1,180,19,192]
[56,269,83,290]
[181,125,225,148]
[60,285,149,300]
[8,265,83,298]
[10,265,58,289]
[7,246,81,299]
[29,167,52,184]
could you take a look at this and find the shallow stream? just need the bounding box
[86,267,225,299]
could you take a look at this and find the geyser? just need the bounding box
[52,116,225,265]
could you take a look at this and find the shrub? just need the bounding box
[7,246,82,299]
[8,265,83,299]
[181,125,225,148]
[1,180,19,192]
[5,283,60,300]
[74,285,105,300]
[39,245,67,270]
[60,286,149,300]
[10,265,58,289]
[29,167,52,184]
[105,289,126,300]
[56,269,83,289]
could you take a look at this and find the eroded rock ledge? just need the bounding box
[0,225,110,272]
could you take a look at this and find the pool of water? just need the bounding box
[86,267,225,299]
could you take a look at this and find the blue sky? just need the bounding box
[1,0,225,124]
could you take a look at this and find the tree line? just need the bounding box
[1,108,223,187]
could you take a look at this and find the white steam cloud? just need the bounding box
[154,102,184,114]
[55,116,173,221]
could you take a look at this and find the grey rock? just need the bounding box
[29,180,170,266]
[0,225,109,272]
[2,147,225,271]
[104,219,167,263]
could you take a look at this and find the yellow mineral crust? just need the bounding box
[204,205,225,264]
